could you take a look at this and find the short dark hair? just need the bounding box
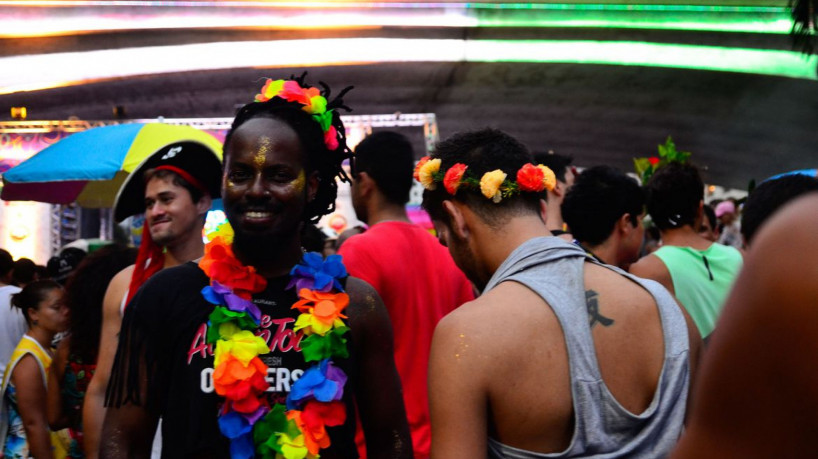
[12,258,37,286]
[224,76,353,223]
[741,174,818,244]
[533,152,573,183]
[11,279,62,325]
[422,128,540,228]
[645,162,704,231]
[354,131,414,205]
[143,168,205,204]
[0,249,13,277]
[563,166,644,246]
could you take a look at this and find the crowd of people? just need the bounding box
[0,74,816,459]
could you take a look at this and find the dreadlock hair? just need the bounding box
[422,128,541,229]
[224,74,354,223]
[645,162,704,231]
[63,244,137,363]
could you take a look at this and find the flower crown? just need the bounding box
[254,77,349,151]
[415,157,557,203]
[633,136,691,184]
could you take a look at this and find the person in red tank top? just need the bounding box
[341,131,475,459]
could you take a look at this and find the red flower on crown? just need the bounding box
[517,163,546,192]
[443,163,468,195]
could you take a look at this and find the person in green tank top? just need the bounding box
[630,162,743,340]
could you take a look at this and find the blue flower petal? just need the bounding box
[229,432,255,459]
[219,411,252,439]
[201,286,223,305]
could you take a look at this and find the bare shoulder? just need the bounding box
[435,280,561,358]
[629,253,673,292]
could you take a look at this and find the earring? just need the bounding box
[33,320,38,326]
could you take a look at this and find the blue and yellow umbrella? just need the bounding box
[1,123,223,207]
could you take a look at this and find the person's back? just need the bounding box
[0,249,24,384]
[630,162,742,340]
[437,238,695,457]
[423,129,701,458]
[651,244,742,337]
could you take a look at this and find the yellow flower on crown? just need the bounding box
[480,170,507,202]
[418,158,442,190]
[255,79,285,102]
[537,165,557,192]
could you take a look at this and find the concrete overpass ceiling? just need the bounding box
[1,1,815,190]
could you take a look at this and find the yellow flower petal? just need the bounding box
[537,165,557,192]
[480,170,507,200]
[214,330,268,367]
[418,158,441,190]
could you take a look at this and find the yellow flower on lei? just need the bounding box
[418,158,442,190]
[277,432,317,459]
[214,330,270,367]
[537,165,557,192]
[480,169,507,202]
[206,222,234,244]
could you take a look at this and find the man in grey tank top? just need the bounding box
[419,129,702,458]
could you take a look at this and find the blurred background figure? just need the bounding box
[698,204,720,243]
[740,174,818,248]
[563,165,645,270]
[672,193,818,459]
[47,244,137,458]
[1,280,69,459]
[534,151,575,241]
[715,200,742,248]
[46,249,87,287]
[0,249,26,387]
[12,258,40,288]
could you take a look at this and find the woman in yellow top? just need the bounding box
[1,280,69,459]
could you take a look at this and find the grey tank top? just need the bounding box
[486,237,691,459]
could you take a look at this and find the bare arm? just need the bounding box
[428,306,488,459]
[99,360,159,459]
[47,338,70,430]
[12,355,55,459]
[346,277,413,459]
[83,265,132,459]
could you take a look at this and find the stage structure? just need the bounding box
[0,114,439,262]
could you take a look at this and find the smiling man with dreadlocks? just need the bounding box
[102,75,412,459]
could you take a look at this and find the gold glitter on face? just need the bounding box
[254,136,271,168]
[290,170,306,193]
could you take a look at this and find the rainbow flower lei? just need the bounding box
[200,222,350,459]
[415,158,557,203]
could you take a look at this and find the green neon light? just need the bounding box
[466,40,818,80]
[471,3,793,34]
[465,4,787,13]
